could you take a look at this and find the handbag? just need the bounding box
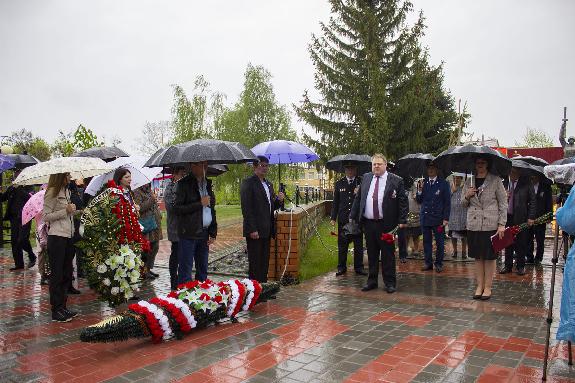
[342,221,361,238]
[139,214,158,234]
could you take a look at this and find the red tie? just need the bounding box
[373,176,380,219]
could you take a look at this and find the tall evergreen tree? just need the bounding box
[295,0,458,160]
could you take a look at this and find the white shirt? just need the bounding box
[346,177,355,184]
[364,172,388,219]
[429,177,437,184]
[533,183,539,194]
[261,180,271,210]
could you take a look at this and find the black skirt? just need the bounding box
[467,230,498,260]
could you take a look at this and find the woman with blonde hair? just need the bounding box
[43,172,79,322]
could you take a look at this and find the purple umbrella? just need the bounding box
[0,154,15,172]
[251,140,319,184]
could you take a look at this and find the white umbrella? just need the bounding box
[13,157,114,186]
[85,156,162,195]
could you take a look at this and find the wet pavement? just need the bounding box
[1,234,574,382]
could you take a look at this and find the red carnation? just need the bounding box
[437,225,444,234]
[380,233,395,244]
[199,293,210,301]
[214,295,222,303]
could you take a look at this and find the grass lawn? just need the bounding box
[299,218,354,281]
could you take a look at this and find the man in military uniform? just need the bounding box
[330,164,367,276]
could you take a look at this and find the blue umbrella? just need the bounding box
[251,140,319,184]
[0,154,15,172]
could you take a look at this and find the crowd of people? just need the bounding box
[0,151,554,321]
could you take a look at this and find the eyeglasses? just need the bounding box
[257,163,269,168]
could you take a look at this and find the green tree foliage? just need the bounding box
[7,129,52,161]
[515,127,554,148]
[52,124,104,157]
[295,0,458,160]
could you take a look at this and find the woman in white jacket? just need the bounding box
[43,172,79,322]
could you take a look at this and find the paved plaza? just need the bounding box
[1,234,574,383]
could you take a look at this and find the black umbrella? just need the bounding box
[144,139,256,167]
[511,159,547,179]
[206,164,228,177]
[6,154,39,169]
[325,154,372,175]
[552,157,575,166]
[75,146,129,162]
[434,144,512,177]
[511,155,548,166]
[395,153,436,179]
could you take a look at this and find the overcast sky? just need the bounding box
[1,0,573,154]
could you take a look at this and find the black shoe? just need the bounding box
[335,269,346,276]
[52,309,73,323]
[435,266,443,273]
[399,258,407,264]
[149,270,160,278]
[421,265,433,271]
[63,308,78,318]
[40,276,49,285]
[361,284,377,292]
[516,268,526,276]
[480,295,491,301]
[354,269,367,276]
[28,258,36,268]
[472,294,482,300]
[385,286,396,294]
[68,287,81,295]
[9,266,24,271]
[461,254,468,259]
[499,267,512,274]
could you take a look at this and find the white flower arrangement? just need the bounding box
[241,278,256,312]
[98,244,143,303]
[97,264,107,274]
[224,280,241,317]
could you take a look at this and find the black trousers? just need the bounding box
[169,241,179,290]
[397,227,408,260]
[364,220,396,288]
[48,235,75,313]
[337,223,364,272]
[247,237,271,283]
[10,218,35,268]
[527,224,546,262]
[505,214,527,269]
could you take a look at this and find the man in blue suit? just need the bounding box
[416,162,451,273]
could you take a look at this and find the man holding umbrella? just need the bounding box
[416,161,451,273]
[330,163,366,276]
[528,173,552,265]
[172,161,217,283]
[500,166,536,275]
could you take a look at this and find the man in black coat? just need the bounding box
[350,154,408,293]
[0,172,36,271]
[240,156,284,283]
[527,174,552,264]
[500,167,536,275]
[172,161,217,283]
[330,164,366,276]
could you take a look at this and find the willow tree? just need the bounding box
[295,0,458,160]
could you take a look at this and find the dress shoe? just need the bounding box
[63,308,79,318]
[335,269,346,276]
[516,267,526,276]
[51,309,73,323]
[472,294,482,300]
[399,258,407,264]
[435,265,443,273]
[68,287,81,295]
[421,265,433,271]
[28,258,36,268]
[385,286,396,294]
[480,295,491,301]
[499,267,512,274]
[361,284,377,292]
[149,270,160,278]
[354,269,367,276]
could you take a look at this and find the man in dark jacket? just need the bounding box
[172,161,217,283]
[416,162,451,273]
[350,154,408,293]
[164,166,186,290]
[527,174,552,264]
[0,172,36,270]
[330,164,366,276]
[500,167,536,275]
[240,156,284,283]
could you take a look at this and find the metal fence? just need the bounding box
[293,186,333,206]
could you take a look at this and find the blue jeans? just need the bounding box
[177,237,209,283]
[422,225,445,267]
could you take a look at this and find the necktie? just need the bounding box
[373,176,380,219]
[508,182,515,215]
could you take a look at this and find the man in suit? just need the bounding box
[330,164,366,276]
[0,169,36,271]
[172,161,217,283]
[350,154,408,293]
[527,174,552,264]
[416,162,451,273]
[500,167,536,275]
[240,156,285,283]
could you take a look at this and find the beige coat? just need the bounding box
[43,188,74,238]
[461,173,508,231]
